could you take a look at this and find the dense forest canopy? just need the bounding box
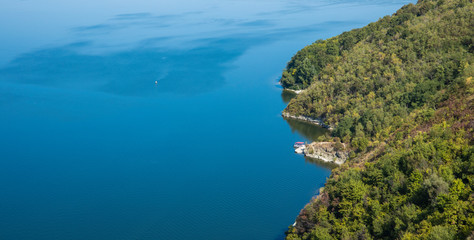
[282,0,473,239]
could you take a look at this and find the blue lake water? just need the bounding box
[0,0,413,239]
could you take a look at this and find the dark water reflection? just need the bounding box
[304,156,339,169]
[281,89,297,103]
[0,21,352,96]
[0,38,251,96]
[284,117,329,142]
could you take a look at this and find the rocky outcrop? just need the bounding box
[295,146,305,154]
[285,89,303,94]
[304,142,349,165]
[281,112,333,130]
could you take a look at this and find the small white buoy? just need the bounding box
[155,81,158,84]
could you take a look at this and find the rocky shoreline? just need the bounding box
[281,112,333,130]
[295,142,349,165]
[290,142,349,234]
[304,142,349,165]
[285,89,303,94]
[285,113,349,234]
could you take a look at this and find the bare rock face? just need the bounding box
[281,112,333,130]
[304,142,349,165]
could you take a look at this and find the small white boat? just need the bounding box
[293,142,305,148]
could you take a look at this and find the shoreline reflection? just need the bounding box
[284,117,329,142]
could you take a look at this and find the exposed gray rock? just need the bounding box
[281,112,333,130]
[304,142,349,165]
[295,146,305,154]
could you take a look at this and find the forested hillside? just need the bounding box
[282,0,474,239]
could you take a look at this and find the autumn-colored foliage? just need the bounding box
[283,0,474,239]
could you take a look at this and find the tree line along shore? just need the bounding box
[280,0,473,239]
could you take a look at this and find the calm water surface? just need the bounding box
[0,0,413,239]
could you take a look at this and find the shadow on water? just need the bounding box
[284,114,338,169]
[0,16,348,97]
[0,37,256,96]
[284,117,329,142]
[281,89,297,104]
[73,11,204,34]
[0,1,364,98]
[304,156,339,169]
